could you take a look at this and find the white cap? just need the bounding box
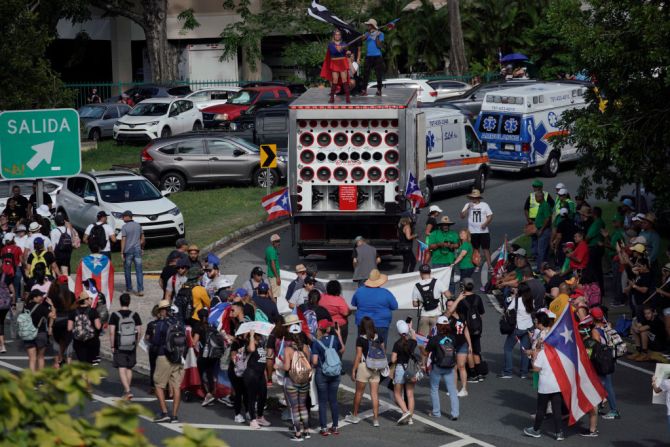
[632,213,646,222]
[429,205,443,214]
[559,208,569,216]
[396,320,410,335]
[630,235,647,245]
[555,182,566,190]
[288,323,302,334]
[558,188,568,196]
[513,248,527,257]
[3,232,15,242]
[437,315,449,325]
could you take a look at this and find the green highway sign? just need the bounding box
[0,108,81,179]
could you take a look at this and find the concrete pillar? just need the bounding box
[110,16,133,95]
[240,43,262,81]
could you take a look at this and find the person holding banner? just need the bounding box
[320,29,350,104]
[360,19,385,97]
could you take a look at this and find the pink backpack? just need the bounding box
[582,283,601,307]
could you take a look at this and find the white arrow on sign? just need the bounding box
[27,140,54,170]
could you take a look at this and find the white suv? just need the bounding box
[113,98,203,143]
[56,170,185,241]
[367,78,438,103]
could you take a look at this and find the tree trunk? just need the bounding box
[448,0,468,75]
[142,0,177,82]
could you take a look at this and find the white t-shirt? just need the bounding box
[508,296,534,330]
[660,378,670,415]
[166,274,187,297]
[84,223,114,252]
[463,201,493,234]
[27,233,53,252]
[289,288,310,308]
[15,235,29,250]
[534,349,560,394]
[412,278,448,317]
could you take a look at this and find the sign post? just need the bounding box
[0,109,82,180]
[259,143,277,196]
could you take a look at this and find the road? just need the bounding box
[1,168,668,446]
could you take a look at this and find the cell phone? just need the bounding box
[405,316,412,324]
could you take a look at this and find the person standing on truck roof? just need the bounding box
[265,234,282,300]
[460,189,494,276]
[320,29,351,104]
[359,19,385,97]
[524,180,555,261]
[353,236,381,288]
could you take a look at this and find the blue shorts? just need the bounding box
[394,364,406,385]
[457,344,468,355]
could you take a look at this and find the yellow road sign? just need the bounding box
[260,144,277,168]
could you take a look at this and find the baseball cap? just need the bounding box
[97,211,109,219]
[251,266,264,276]
[354,235,364,242]
[590,307,605,321]
[632,212,645,222]
[631,243,646,254]
[630,235,647,245]
[257,282,269,293]
[14,224,26,233]
[513,248,527,257]
[270,233,281,242]
[462,277,474,287]
[3,232,14,243]
[437,315,449,325]
[176,258,190,268]
[33,237,44,246]
[558,188,568,196]
[29,289,45,299]
[187,266,204,279]
[122,210,133,217]
[318,319,334,330]
[555,182,566,190]
[532,180,543,188]
[303,276,316,285]
[622,198,634,208]
[295,264,307,273]
[559,207,569,216]
[419,264,431,274]
[288,323,302,334]
[235,288,249,297]
[396,320,410,335]
[429,205,443,214]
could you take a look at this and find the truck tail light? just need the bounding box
[300,167,314,181]
[317,167,331,181]
[381,120,389,128]
[330,120,339,127]
[521,143,530,152]
[350,119,359,127]
[361,120,369,127]
[351,132,365,146]
[141,146,153,162]
[385,150,399,164]
[385,167,399,181]
[368,167,382,181]
[351,167,365,181]
[300,150,314,164]
[300,133,314,146]
[340,120,349,127]
[385,132,399,146]
[298,120,307,128]
[334,133,347,146]
[317,132,331,146]
[333,167,348,181]
[391,119,398,127]
[309,120,317,128]
[430,91,438,97]
[320,120,328,127]
[368,133,382,147]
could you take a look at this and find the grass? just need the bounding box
[66,139,272,272]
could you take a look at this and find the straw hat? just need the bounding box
[642,212,656,224]
[28,221,41,232]
[364,269,388,288]
[439,216,454,225]
[157,299,171,310]
[364,18,378,29]
[188,244,200,253]
[467,189,483,199]
[631,243,647,254]
[283,314,301,326]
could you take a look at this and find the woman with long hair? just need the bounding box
[283,322,313,441]
[320,29,351,103]
[398,216,417,273]
[22,289,55,372]
[48,277,76,367]
[454,229,475,280]
[501,284,534,378]
[312,320,345,436]
[191,308,218,407]
[446,298,473,397]
[391,319,418,424]
[345,316,383,427]
[424,316,459,420]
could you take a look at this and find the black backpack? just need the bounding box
[433,336,456,369]
[591,341,616,375]
[55,228,73,253]
[164,319,187,364]
[202,325,225,359]
[174,283,194,325]
[464,294,483,336]
[90,224,107,248]
[415,279,440,312]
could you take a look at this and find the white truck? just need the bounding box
[179,44,239,83]
[475,82,587,176]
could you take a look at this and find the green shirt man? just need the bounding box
[265,234,281,298]
[534,200,552,232]
[586,217,605,247]
[428,220,459,265]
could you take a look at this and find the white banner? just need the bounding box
[277,267,453,312]
[235,321,276,336]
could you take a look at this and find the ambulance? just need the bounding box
[475,82,587,176]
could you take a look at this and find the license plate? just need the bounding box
[503,143,515,151]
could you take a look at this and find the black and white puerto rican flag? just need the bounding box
[307,0,362,41]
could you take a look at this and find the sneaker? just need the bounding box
[478,375,485,382]
[153,412,170,423]
[523,427,542,438]
[218,396,234,408]
[457,389,468,397]
[520,374,529,380]
[344,413,361,424]
[446,414,458,421]
[329,426,340,435]
[497,373,513,379]
[234,414,246,424]
[408,418,414,425]
[170,416,179,424]
[303,430,312,439]
[579,429,599,437]
[249,419,261,429]
[0,346,6,353]
[257,416,271,427]
[555,431,565,441]
[289,434,304,442]
[319,429,330,437]
[245,412,251,421]
[373,419,380,427]
[310,404,319,412]
[397,412,412,424]
[427,412,441,418]
[202,393,215,407]
[602,410,621,420]
[467,376,480,383]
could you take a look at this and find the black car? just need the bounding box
[428,79,539,116]
[232,102,290,150]
[229,99,291,131]
[105,84,192,104]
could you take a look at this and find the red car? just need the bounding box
[202,86,292,129]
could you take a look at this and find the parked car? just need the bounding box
[105,84,192,104]
[113,98,203,143]
[185,86,242,110]
[229,99,291,131]
[426,79,470,100]
[79,103,131,140]
[430,79,538,116]
[0,179,63,212]
[56,170,185,241]
[242,81,307,96]
[367,78,438,103]
[140,133,287,193]
[231,102,290,150]
[202,86,292,129]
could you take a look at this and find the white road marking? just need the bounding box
[0,356,55,360]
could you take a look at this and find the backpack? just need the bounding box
[72,308,96,342]
[233,347,249,377]
[591,341,616,375]
[433,336,456,369]
[114,311,138,351]
[165,319,187,364]
[202,325,226,359]
[464,294,483,336]
[17,305,40,341]
[28,250,50,278]
[316,336,342,377]
[90,224,108,248]
[404,354,421,382]
[604,326,627,358]
[254,308,269,323]
[0,274,11,310]
[303,309,318,336]
[415,279,440,312]
[1,251,16,278]
[289,349,312,384]
[365,337,388,371]
[174,284,194,325]
[583,283,601,307]
[55,228,73,254]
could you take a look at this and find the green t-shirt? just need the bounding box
[534,201,552,230]
[265,245,279,278]
[607,228,625,259]
[458,241,475,269]
[586,218,605,247]
[428,229,459,265]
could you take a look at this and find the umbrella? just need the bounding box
[501,53,529,63]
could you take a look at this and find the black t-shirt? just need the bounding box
[392,338,417,364]
[457,293,485,322]
[426,216,438,233]
[448,315,467,348]
[109,309,142,328]
[246,337,268,372]
[356,334,383,357]
[298,303,332,322]
[525,278,547,310]
[545,274,564,293]
[243,303,255,321]
[160,265,178,292]
[12,195,29,219]
[67,307,100,337]
[192,323,207,352]
[631,272,653,306]
[640,316,667,345]
[253,295,279,322]
[29,192,52,212]
[25,301,51,333]
[27,250,56,270]
[556,218,576,244]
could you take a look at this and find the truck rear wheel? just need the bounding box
[542,152,560,177]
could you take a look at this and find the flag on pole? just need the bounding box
[180,328,203,397]
[75,253,114,304]
[491,237,508,284]
[543,306,606,425]
[385,18,400,30]
[417,239,429,265]
[405,172,425,209]
[307,1,362,41]
[261,187,292,221]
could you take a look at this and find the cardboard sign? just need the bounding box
[339,185,357,211]
[235,321,275,337]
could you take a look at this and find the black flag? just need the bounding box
[307,0,362,42]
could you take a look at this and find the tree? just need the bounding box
[0,363,226,446]
[90,0,178,82]
[447,0,467,75]
[551,0,670,206]
[0,0,75,109]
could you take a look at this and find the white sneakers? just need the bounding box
[234,414,246,424]
[457,389,469,397]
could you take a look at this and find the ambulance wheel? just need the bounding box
[422,181,433,204]
[542,152,560,177]
[474,169,487,192]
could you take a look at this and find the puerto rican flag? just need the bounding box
[75,253,114,303]
[262,188,292,221]
[417,239,429,265]
[405,172,425,209]
[543,306,606,425]
[491,237,508,286]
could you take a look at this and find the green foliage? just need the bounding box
[178,8,201,34]
[0,363,227,447]
[550,0,670,206]
[0,0,75,109]
[282,41,329,82]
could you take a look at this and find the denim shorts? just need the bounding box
[394,364,406,385]
[457,344,468,355]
